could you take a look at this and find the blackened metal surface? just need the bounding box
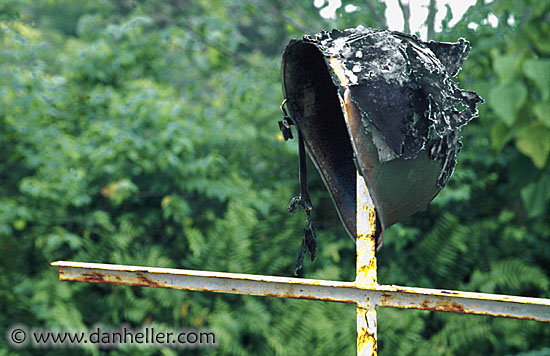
[314,27,483,183]
[282,41,358,241]
[281,26,483,249]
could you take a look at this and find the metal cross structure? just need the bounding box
[52,174,550,355]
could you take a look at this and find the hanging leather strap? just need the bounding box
[279,99,317,275]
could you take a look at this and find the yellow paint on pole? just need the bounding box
[356,173,378,356]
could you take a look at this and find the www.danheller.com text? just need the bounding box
[7,324,217,349]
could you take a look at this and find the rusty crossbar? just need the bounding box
[49,261,550,321]
[51,175,550,355]
[49,261,550,314]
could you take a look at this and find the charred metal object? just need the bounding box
[280,26,483,265]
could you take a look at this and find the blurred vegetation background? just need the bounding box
[0,0,549,355]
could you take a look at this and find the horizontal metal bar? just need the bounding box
[51,261,550,322]
[52,261,359,303]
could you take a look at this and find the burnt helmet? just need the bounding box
[279,26,483,272]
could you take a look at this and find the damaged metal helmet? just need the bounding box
[280,26,483,253]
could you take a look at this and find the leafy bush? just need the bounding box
[1,1,548,355]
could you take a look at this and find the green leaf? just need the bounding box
[493,54,522,83]
[12,219,26,231]
[523,59,550,100]
[488,82,527,126]
[515,123,550,168]
[101,178,139,205]
[521,173,550,218]
[534,102,550,126]
[490,121,513,151]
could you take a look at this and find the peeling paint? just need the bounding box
[356,174,377,288]
[81,272,106,284]
[357,303,377,356]
[136,273,164,288]
[356,174,378,355]
[419,299,467,313]
[357,330,377,355]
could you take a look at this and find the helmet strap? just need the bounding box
[279,99,317,275]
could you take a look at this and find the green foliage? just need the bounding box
[441,0,550,207]
[1,1,549,355]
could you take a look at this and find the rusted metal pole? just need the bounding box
[356,173,378,356]
[51,261,550,321]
